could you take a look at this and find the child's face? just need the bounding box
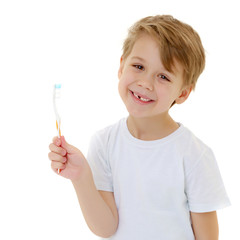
[118,33,191,119]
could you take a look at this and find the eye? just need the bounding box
[133,64,144,71]
[158,74,170,82]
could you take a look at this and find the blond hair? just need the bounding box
[122,15,205,89]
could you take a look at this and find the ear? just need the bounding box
[175,85,192,104]
[118,57,124,79]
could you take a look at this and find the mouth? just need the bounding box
[130,90,154,103]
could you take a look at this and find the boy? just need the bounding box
[48,15,230,239]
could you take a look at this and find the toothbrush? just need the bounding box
[53,84,62,173]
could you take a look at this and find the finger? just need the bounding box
[51,161,66,172]
[60,136,79,154]
[52,136,61,147]
[48,152,67,163]
[49,143,66,156]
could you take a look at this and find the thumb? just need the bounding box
[60,136,79,154]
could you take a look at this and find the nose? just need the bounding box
[137,77,153,91]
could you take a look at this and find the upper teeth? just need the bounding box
[133,92,151,102]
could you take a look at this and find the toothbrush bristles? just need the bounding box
[54,84,61,89]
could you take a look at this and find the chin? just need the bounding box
[126,107,152,119]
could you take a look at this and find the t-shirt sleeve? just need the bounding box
[87,131,113,192]
[185,148,231,213]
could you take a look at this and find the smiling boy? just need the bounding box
[49,15,230,239]
[118,33,191,140]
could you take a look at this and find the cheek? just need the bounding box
[118,80,123,96]
[118,77,128,100]
[118,72,134,90]
[156,86,169,98]
[155,86,178,105]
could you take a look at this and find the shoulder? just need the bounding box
[90,118,125,147]
[181,125,212,155]
[180,125,215,174]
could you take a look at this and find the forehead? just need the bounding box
[129,34,159,59]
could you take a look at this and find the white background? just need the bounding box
[0,0,239,239]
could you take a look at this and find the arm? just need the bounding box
[72,178,119,238]
[49,136,118,238]
[190,211,219,240]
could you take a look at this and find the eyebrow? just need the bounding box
[131,56,146,62]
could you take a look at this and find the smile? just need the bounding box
[130,90,154,104]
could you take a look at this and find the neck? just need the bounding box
[127,113,179,141]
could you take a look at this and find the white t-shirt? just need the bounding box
[87,118,231,240]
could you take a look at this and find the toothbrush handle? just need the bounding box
[56,120,61,173]
[56,120,61,138]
